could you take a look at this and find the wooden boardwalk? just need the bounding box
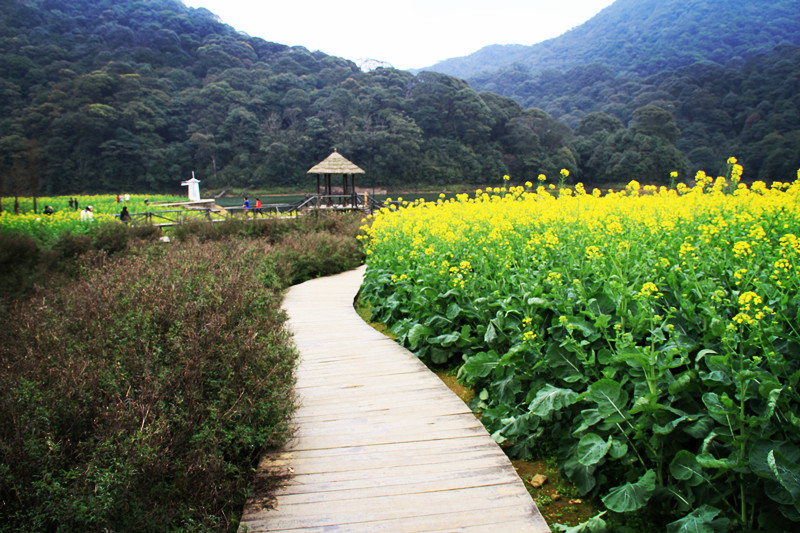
[239,267,550,532]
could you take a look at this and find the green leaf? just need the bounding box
[576,433,612,466]
[406,323,432,349]
[613,346,650,369]
[527,296,549,307]
[528,384,579,418]
[699,370,731,387]
[750,440,800,479]
[601,469,656,513]
[562,456,597,495]
[426,314,452,330]
[669,450,704,487]
[653,414,689,435]
[701,392,736,425]
[428,330,461,346]
[666,505,723,533]
[446,302,462,320]
[629,394,655,415]
[668,370,695,395]
[554,512,608,532]
[768,449,800,499]
[696,452,737,470]
[659,331,697,354]
[764,387,783,420]
[709,317,726,337]
[694,349,718,366]
[461,351,499,379]
[573,408,604,434]
[430,347,450,364]
[545,343,585,383]
[493,373,522,404]
[587,379,629,423]
[683,416,714,439]
[608,437,628,459]
[484,321,497,344]
[566,317,598,338]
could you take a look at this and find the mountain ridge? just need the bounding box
[421,0,800,80]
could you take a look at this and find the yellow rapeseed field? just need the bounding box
[359,162,800,530]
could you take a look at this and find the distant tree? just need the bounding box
[574,112,625,137]
[630,105,681,143]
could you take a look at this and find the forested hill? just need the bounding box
[422,0,800,80]
[0,0,578,194]
[422,0,800,182]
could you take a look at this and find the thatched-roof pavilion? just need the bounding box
[307,150,364,203]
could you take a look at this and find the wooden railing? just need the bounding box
[110,194,385,227]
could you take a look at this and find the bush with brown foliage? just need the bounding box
[0,213,365,531]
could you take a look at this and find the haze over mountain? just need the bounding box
[421,0,800,80]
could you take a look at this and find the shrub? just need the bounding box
[0,233,41,301]
[0,240,298,531]
[52,231,92,259]
[172,213,366,285]
[90,221,132,255]
[273,230,364,285]
[0,209,366,530]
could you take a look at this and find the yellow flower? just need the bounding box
[733,241,753,258]
[585,245,603,259]
[638,282,660,298]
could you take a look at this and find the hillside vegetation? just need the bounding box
[0,0,577,195]
[425,0,800,182]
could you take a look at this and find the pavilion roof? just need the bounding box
[307,150,365,174]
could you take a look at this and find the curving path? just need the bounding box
[239,266,550,532]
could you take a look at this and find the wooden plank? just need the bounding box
[265,434,494,462]
[272,468,523,504]
[239,266,550,532]
[243,485,542,531]
[243,504,544,533]
[267,452,513,483]
[288,424,489,451]
[266,446,504,476]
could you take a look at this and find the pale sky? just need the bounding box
[181,0,616,70]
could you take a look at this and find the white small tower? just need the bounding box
[181,174,201,202]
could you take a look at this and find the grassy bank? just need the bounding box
[0,213,365,531]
